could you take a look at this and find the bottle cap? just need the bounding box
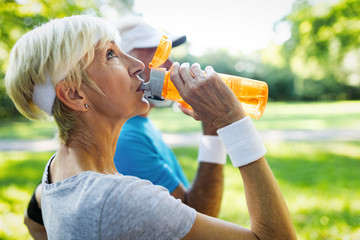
[149,35,172,68]
[140,35,172,100]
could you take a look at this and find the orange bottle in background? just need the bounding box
[141,36,269,120]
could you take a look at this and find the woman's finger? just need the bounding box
[169,62,185,90]
[177,103,193,117]
[178,62,195,87]
[191,63,206,81]
[204,65,216,76]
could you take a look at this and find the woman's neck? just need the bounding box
[50,117,125,183]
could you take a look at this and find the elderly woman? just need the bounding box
[6,15,296,239]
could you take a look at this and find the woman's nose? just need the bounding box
[128,55,145,77]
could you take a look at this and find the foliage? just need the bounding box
[279,0,360,100]
[0,0,100,119]
[173,46,296,101]
[1,0,360,119]
[173,0,360,101]
[0,0,135,119]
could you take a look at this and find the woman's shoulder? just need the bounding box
[79,172,168,200]
[42,170,155,199]
[78,171,153,191]
[97,172,196,239]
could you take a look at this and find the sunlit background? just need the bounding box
[0,0,359,239]
[120,0,295,55]
[1,0,360,115]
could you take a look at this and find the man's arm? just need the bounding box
[172,163,223,217]
[170,122,224,217]
[116,117,224,217]
[24,184,47,240]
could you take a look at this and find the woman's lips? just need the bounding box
[136,82,144,92]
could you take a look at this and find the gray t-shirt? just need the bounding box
[41,157,196,239]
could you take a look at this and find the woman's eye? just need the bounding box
[106,49,117,60]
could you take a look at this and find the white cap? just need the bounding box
[114,16,186,53]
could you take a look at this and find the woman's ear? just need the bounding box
[55,81,89,112]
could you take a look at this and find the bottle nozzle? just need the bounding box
[140,81,151,91]
[139,68,166,101]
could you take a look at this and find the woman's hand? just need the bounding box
[170,62,246,129]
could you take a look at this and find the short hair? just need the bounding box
[5,15,120,144]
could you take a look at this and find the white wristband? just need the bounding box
[217,116,266,167]
[197,135,227,165]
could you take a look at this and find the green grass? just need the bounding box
[1,142,359,239]
[150,101,360,132]
[0,151,52,240]
[0,119,56,140]
[174,141,360,240]
[1,101,360,239]
[253,101,360,130]
[1,101,359,139]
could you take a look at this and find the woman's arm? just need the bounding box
[169,62,297,239]
[182,151,296,239]
[24,211,48,240]
[24,184,48,240]
[184,157,296,240]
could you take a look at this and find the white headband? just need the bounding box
[32,75,56,116]
[31,32,105,116]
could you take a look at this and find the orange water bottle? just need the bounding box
[141,36,268,120]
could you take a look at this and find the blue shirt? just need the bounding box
[114,116,189,193]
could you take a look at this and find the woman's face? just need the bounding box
[85,41,149,120]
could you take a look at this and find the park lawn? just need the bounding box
[174,141,360,240]
[0,119,56,140]
[0,101,359,139]
[150,101,360,132]
[1,141,359,239]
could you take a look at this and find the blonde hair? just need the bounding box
[5,15,120,144]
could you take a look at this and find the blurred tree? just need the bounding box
[174,46,297,101]
[167,0,360,101]
[259,43,297,100]
[0,0,99,118]
[5,0,358,111]
[279,0,360,100]
[196,49,238,76]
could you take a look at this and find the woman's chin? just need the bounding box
[139,99,150,114]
